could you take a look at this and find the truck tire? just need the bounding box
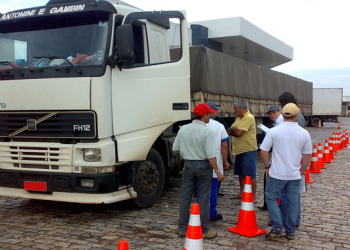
[311,117,320,127]
[304,117,311,127]
[132,149,165,208]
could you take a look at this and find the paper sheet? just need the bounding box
[257,124,270,132]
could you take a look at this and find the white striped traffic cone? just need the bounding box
[338,132,343,151]
[333,132,338,152]
[323,139,333,163]
[329,136,336,159]
[227,176,266,237]
[183,203,203,250]
[317,142,327,169]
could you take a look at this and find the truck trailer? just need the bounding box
[311,88,342,127]
[0,0,312,207]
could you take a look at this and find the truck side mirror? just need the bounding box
[115,24,134,65]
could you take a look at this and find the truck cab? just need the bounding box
[0,0,190,207]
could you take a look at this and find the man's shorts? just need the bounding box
[234,150,258,179]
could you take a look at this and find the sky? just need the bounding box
[1,0,350,95]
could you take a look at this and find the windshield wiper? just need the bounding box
[0,61,24,76]
[33,56,82,75]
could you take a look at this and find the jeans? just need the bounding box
[265,176,301,236]
[210,178,219,218]
[178,160,213,234]
[280,193,301,226]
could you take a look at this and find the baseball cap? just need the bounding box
[193,103,216,116]
[206,101,222,110]
[266,105,280,114]
[282,103,299,117]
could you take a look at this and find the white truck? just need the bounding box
[0,0,313,207]
[0,0,192,207]
[311,88,343,126]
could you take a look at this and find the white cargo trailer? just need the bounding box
[311,88,343,126]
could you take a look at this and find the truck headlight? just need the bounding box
[83,148,101,162]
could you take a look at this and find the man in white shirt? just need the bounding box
[267,105,283,127]
[206,111,230,221]
[260,103,312,240]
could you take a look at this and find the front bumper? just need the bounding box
[0,186,137,204]
[0,170,137,204]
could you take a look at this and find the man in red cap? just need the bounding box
[173,103,225,239]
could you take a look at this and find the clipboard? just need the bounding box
[257,124,270,133]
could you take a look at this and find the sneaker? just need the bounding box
[285,234,294,240]
[176,228,186,237]
[295,225,300,230]
[203,230,217,239]
[265,228,286,240]
[210,214,223,222]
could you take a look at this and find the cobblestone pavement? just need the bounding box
[0,118,350,249]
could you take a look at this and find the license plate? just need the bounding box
[24,181,47,191]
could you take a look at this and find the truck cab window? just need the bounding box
[119,17,182,68]
[132,23,145,65]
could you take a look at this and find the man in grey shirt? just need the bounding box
[278,92,306,128]
[173,103,225,239]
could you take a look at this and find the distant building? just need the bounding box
[342,96,350,115]
[169,17,293,69]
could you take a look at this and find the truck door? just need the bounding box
[110,11,190,161]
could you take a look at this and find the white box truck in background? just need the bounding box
[311,88,343,127]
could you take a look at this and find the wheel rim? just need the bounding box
[135,160,160,196]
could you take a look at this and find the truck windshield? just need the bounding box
[0,12,109,70]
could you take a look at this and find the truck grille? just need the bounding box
[0,143,72,172]
[0,111,96,138]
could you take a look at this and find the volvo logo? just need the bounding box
[0,103,6,108]
[27,119,37,130]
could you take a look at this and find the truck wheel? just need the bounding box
[132,149,165,208]
[305,117,311,127]
[311,117,320,127]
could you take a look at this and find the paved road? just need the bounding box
[0,118,350,249]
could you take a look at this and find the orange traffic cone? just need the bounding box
[342,131,347,148]
[318,119,322,128]
[346,129,349,144]
[117,240,129,250]
[317,143,327,169]
[228,176,266,237]
[339,131,343,150]
[338,132,343,151]
[309,145,322,173]
[323,140,333,163]
[338,122,342,129]
[183,203,203,250]
[329,136,336,159]
[305,169,313,183]
[333,132,339,152]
